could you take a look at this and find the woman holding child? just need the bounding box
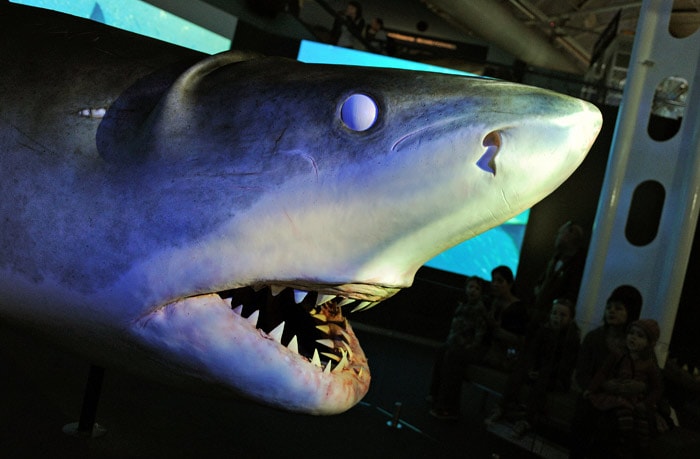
[584,318,664,458]
[568,286,643,458]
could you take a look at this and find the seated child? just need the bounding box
[485,298,580,437]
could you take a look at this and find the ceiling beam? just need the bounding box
[422,0,586,73]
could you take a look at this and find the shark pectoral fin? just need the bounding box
[476,130,502,175]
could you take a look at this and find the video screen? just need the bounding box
[12,0,231,54]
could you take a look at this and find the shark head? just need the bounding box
[1,17,601,415]
[91,53,600,414]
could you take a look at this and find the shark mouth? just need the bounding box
[134,282,401,413]
[215,285,388,374]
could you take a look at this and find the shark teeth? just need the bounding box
[337,298,356,307]
[340,341,354,360]
[219,285,377,374]
[334,349,348,373]
[268,321,285,343]
[316,293,336,306]
[316,338,335,348]
[310,312,327,321]
[311,348,322,367]
[351,301,379,313]
[321,352,340,362]
[287,335,299,354]
[293,289,308,303]
[246,309,260,326]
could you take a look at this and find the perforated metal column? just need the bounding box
[576,0,700,365]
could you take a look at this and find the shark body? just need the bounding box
[0,4,602,414]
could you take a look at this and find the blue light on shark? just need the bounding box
[0,3,602,414]
[15,0,526,279]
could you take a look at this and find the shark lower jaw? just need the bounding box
[134,283,402,414]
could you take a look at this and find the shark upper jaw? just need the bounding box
[132,281,402,415]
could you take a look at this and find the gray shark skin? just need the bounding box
[0,3,602,414]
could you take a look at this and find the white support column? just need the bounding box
[576,0,700,366]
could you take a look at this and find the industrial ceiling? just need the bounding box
[421,0,699,74]
[144,0,699,76]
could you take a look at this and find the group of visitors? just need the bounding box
[427,221,669,458]
[331,2,387,52]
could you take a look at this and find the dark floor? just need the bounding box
[0,320,541,459]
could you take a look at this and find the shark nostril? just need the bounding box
[477,130,501,176]
[483,130,502,148]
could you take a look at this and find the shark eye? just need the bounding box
[341,94,378,132]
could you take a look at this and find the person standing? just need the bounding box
[331,1,365,49]
[364,17,387,53]
[529,221,587,333]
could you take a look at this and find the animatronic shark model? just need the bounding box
[0,3,602,414]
